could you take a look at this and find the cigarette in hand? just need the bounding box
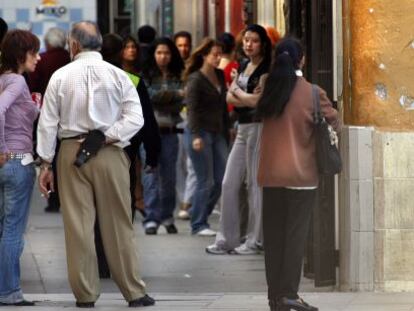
[41,190,52,197]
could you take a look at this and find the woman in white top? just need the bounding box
[206,24,271,255]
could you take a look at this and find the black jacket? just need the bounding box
[125,78,161,167]
[186,69,230,140]
[234,58,270,123]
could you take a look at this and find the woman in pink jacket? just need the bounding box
[256,38,340,311]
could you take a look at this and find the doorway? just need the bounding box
[284,0,337,287]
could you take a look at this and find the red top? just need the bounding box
[28,47,71,96]
[223,61,239,112]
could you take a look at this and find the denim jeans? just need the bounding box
[184,128,228,234]
[0,159,35,303]
[176,122,196,206]
[142,133,178,225]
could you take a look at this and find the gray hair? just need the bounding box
[44,27,67,48]
[70,21,102,51]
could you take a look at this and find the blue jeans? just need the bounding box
[0,159,35,303]
[184,128,228,234]
[142,133,178,225]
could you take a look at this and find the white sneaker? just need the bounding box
[233,243,261,255]
[196,228,217,237]
[211,209,221,216]
[178,209,190,220]
[205,243,229,255]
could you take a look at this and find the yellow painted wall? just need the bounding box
[344,0,414,130]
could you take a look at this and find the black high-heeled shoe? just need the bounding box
[269,299,290,311]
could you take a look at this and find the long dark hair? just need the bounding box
[101,33,123,67]
[142,37,184,81]
[256,37,304,119]
[183,37,222,81]
[243,24,272,67]
[217,32,235,54]
[122,35,140,73]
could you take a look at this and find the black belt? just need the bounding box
[159,127,183,135]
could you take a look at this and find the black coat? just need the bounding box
[125,78,161,168]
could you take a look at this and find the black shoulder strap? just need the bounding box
[237,58,249,74]
[312,84,322,124]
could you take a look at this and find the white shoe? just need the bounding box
[178,209,190,220]
[205,243,229,255]
[211,209,221,216]
[196,228,217,237]
[233,243,261,255]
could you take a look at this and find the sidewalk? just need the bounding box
[5,292,414,310]
[13,188,413,310]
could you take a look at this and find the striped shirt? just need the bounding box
[0,73,39,153]
[36,51,144,163]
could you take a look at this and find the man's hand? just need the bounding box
[0,154,7,168]
[38,166,54,198]
[105,137,118,145]
[192,137,204,152]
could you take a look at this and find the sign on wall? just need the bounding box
[36,0,68,18]
[0,0,96,50]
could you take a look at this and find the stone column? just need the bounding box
[340,0,414,292]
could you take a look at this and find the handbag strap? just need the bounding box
[312,84,323,124]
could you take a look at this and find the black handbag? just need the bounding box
[74,130,106,167]
[312,85,342,175]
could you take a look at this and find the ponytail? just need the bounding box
[256,37,304,119]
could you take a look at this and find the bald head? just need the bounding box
[70,21,102,51]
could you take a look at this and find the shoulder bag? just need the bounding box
[312,85,342,175]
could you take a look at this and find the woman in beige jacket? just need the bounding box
[256,38,340,311]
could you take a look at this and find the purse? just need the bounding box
[74,130,106,167]
[312,85,342,175]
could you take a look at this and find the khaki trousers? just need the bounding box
[57,140,146,303]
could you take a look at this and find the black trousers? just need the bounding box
[46,141,61,210]
[262,187,316,301]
